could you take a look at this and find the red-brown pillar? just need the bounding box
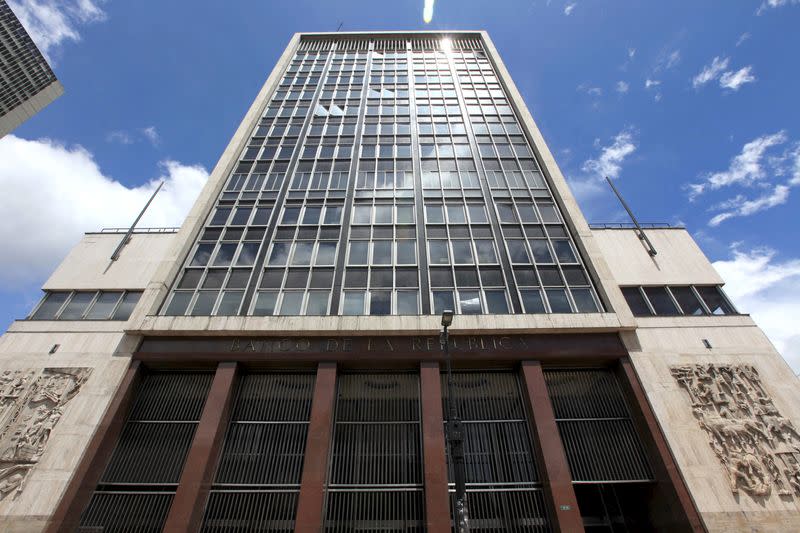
[617,357,705,532]
[47,360,143,533]
[520,361,584,533]
[295,362,337,532]
[163,361,238,533]
[420,361,451,533]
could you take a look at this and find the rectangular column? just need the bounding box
[163,362,238,532]
[420,361,451,533]
[520,361,584,533]
[617,357,705,532]
[295,362,337,532]
[47,360,142,533]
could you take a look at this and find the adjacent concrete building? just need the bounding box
[0,0,63,137]
[0,31,798,532]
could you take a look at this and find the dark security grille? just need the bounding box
[77,492,174,533]
[544,369,653,482]
[451,489,549,532]
[201,373,315,532]
[78,372,212,532]
[442,372,549,532]
[324,373,424,531]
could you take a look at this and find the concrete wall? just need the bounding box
[0,232,171,530]
[43,232,177,291]
[624,321,800,531]
[0,329,136,532]
[595,228,800,531]
[591,228,724,286]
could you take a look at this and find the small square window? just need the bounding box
[521,290,545,313]
[546,288,572,313]
[342,291,366,315]
[252,292,278,315]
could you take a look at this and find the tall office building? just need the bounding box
[0,0,63,137]
[0,31,798,532]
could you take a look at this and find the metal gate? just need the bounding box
[543,369,652,483]
[200,373,315,531]
[78,372,213,532]
[324,373,424,531]
[443,371,550,532]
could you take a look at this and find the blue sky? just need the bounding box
[2,0,799,368]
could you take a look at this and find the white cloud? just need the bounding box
[692,57,755,91]
[757,0,800,14]
[690,131,788,196]
[708,185,790,226]
[736,32,751,47]
[689,132,800,225]
[644,79,661,89]
[106,130,134,145]
[713,245,800,373]
[719,66,756,90]
[106,126,161,147]
[0,135,208,287]
[664,50,681,70]
[141,126,160,146]
[581,130,637,179]
[7,0,106,62]
[577,84,602,96]
[565,129,637,215]
[628,47,636,59]
[564,2,577,15]
[615,81,629,94]
[692,56,730,88]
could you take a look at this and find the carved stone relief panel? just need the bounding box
[671,364,800,499]
[0,368,92,499]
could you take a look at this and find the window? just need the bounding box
[622,285,737,316]
[521,289,545,313]
[31,291,70,320]
[696,286,736,315]
[86,291,124,319]
[670,286,705,316]
[30,291,142,321]
[429,240,450,264]
[643,287,679,316]
[621,287,651,316]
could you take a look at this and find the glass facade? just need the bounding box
[163,35,602,317]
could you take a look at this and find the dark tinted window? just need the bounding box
[31,292,69,320]
[112,292,142,320]
[643,287,679,316]
[621,287,651,316]
[696,286,736,315]
[670,287,706,316]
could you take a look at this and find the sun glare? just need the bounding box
[423,0,435,23]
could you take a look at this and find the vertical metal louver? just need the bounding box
[200,373,315,532]
[373,38,406,51]
[451,38,483,50]
[411,37,442,51]
[78,372,213,532]
[324,373,424,532]
[544,369,653,483]
[442,372,550,532]
[299,38,333,52]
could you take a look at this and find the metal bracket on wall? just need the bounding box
[110,181,164,261]
[605,176,657,257]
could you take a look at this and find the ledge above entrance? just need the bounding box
[130,312,625,337]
